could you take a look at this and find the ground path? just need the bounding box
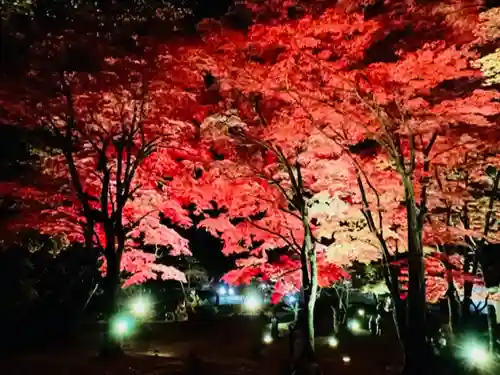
[0,317,403,375]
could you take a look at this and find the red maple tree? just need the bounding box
[0,35,210,353]
[184,111,351,357]
[184,0,500,369]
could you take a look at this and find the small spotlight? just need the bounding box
[228,287,235,296]
[342,355,351,364]
[218,286,227,295]
[463,342,490,367]
[111,315,134,338]
[328,336,339,348]
[115,319,129,334]
[244,295,262,311]
[129,296,151,318]
[348,319,362,333]
[287,295,297,304]
[263,333,273,344]
[357,309,365,317]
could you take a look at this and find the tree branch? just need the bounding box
[246,218,301,254]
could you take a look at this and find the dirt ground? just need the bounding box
[0,317,403,375]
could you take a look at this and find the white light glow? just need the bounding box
[348,319,362,333]
[228,287,235,296]
[357,309,365,317]
[342,356,351,364]
[463,342,490,367]
[245,295,262,311]
[218,286,227,295]
[129,296,151,318]
[115,320,129,334]
[112,316,134,338]
[328,336,339,348]
[263,333,273,344]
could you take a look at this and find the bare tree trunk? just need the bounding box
[461,256,477,326]
[292,219,318,373]
[331,305,339,334]
[487,305,497,353]
[305,223,317,359]
[99,250,123,358]
[445,276,459,341]
[402,178,430,375]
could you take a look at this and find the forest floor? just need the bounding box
[0,317,403,375]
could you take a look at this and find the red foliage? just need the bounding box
[191,1,500,301]
[2,3,499,303]
[0,38,213,286]
[222,253,349,304]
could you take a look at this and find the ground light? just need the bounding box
[129,296,152,318]
[357,308,365,317]
[286,295,297,304]
[244,294,262,312]
[228,287,235,296]
[111,314,135,339]
[438,337,447,347]
[328,336,339,348]
[218,286,227,295]
[342,355,351,364]
[263,333,273,344]
[347,319,362,334]
[460,340,491,369]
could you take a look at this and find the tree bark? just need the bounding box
[487,305,497,353]
[445,278,459,340]
[99,251,123,358]
[306,223,318,358]
[402,177,429,375]
[292,220,318,367]
[332,305,339,334]
[461,257,476,327]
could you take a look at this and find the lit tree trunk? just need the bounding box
[99,222,126,357]
[461,235,479,326]
[444,261,459,340]
[285,161,319,367]
[236,138,321,367]
[487,305,497,353]
[303,221,318,359]
[295,234,313,363]
[402,176,429,375]
[100,248,123,357]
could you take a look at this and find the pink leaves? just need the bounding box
[112,250,187,288]
[397,251,484,303]
[222,252,349,303]
[316,253,351,286]
[0,43,220,289]
[129,215,191,255]
[222,267,263,286]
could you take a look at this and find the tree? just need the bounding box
[427,142,500,332]
[193,111,350,361]
[186,1,500,373]
[474,7,500,86]
[0,37,208,355]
